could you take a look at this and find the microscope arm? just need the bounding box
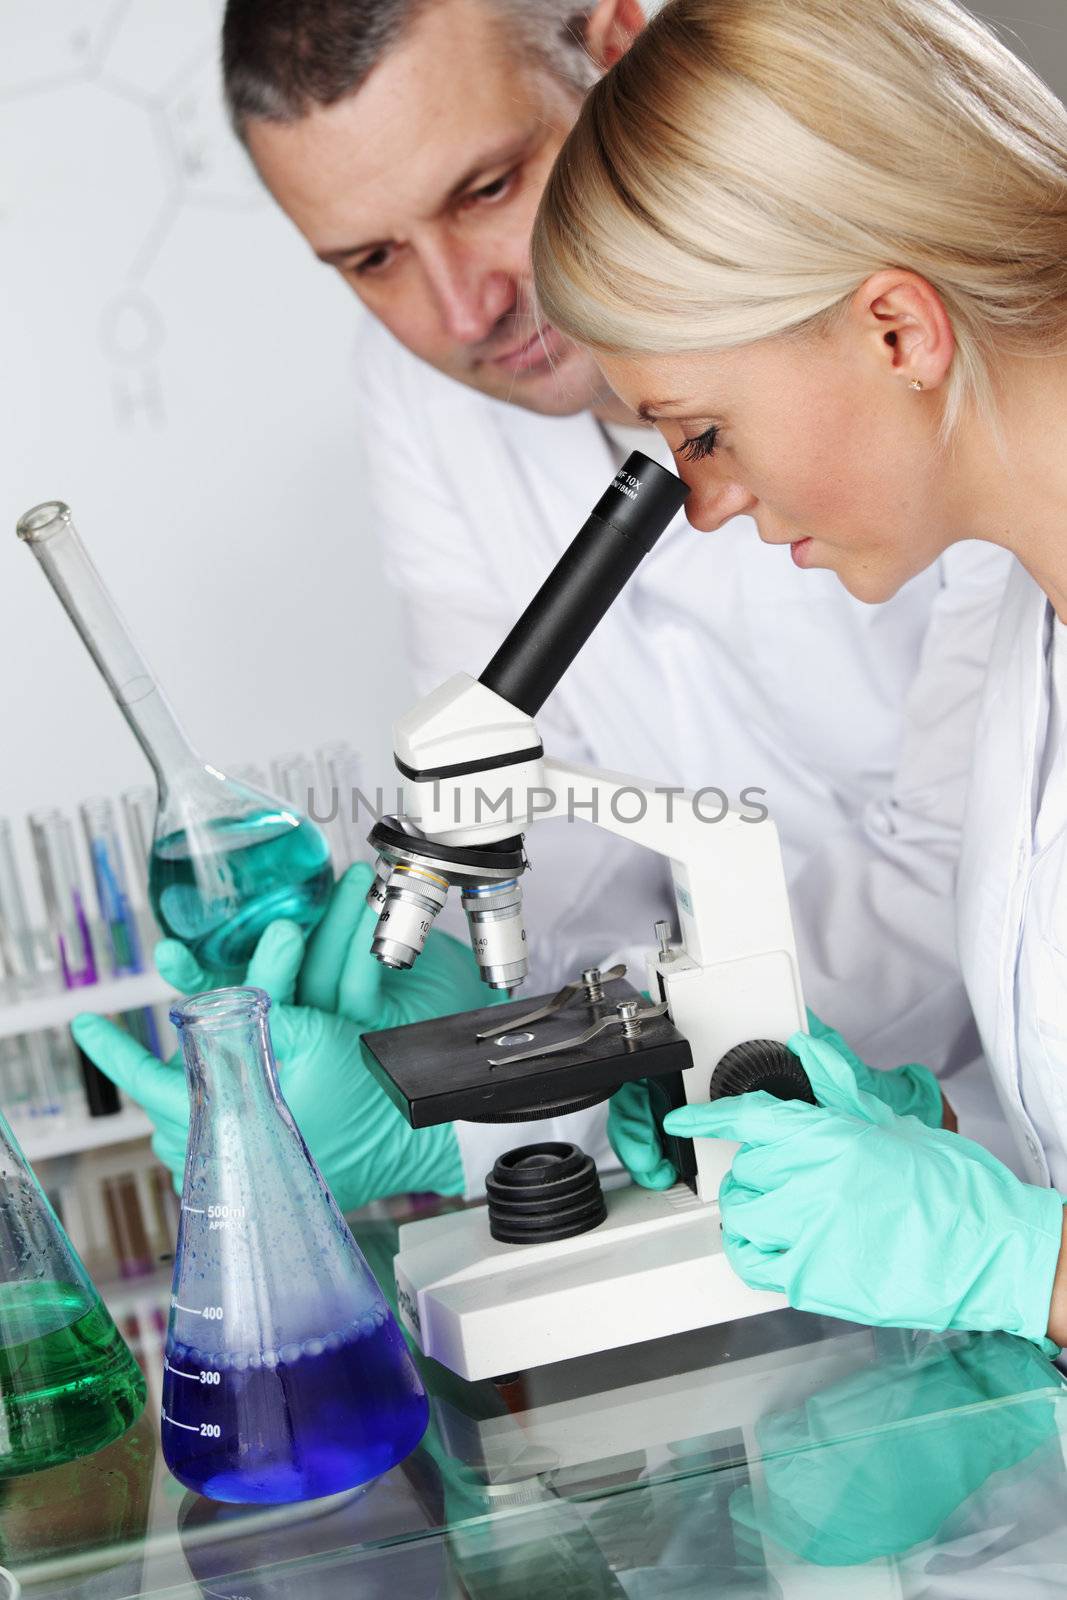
[539,756,797,971]
[537,757,806,1202]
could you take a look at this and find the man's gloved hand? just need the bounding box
[663,1034,1066,1343]
[607,1078,679,1190]
[71,863,503,1210]
[730,1331,1061,1567]
[804,1010,951,1129]
[608,1008,950,1192]
[292,861,502,1025]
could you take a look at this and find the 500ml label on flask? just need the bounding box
[207,1205,247,1231]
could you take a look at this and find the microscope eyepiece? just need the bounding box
[373,454,687,983]
[588,451,692,551]
[479,451,688,717]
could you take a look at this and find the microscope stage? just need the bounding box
[360,977,693,1127]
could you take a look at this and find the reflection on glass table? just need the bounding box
[5,1216,1067,1599]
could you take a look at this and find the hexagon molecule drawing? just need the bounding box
[0,0,264,432]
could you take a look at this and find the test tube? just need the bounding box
[120,785,155,901]
[80,797,143,977]
[231,763,269,792]
[82,797,163,1057]
[121,784,161,948]
[24,1032,62,1119]
[149,1163,180,1255]
[316,741,365,869]
[78,1040,121,1117]
[0,818,37,996]
[0,1036,33,1120]
[270,752,317,813]
[29,809,97,988]
[102,1171,154,1279]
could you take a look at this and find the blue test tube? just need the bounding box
[81,796,161,1059]
[80,797,143,978]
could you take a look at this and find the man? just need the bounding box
[224,0,1007,1060]
[75,0,1012,1206]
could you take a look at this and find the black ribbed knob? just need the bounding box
[486,1142,606,1244]
[708,1040,816,1105]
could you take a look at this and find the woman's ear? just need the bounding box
[583,0,645,71]
[851,270,956,391]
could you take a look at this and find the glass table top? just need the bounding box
[5,1216,1067,1599]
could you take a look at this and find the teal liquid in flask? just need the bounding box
[0,1109,146,1475]
[162,988,429,1504]
[16,503,333,976]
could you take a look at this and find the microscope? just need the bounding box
[360,453,814,1383]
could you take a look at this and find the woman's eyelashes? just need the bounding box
[676,424,720,462]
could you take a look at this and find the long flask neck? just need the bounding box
[179,1000,290,1153]
[17,504,198,790]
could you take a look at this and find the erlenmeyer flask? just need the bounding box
[0,1109,146,1474]
[162,988,429,1504]
[16,503,334,974]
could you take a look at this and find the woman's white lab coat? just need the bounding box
[959,562,1067,1190]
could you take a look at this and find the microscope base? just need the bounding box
[394,1182,786,1381]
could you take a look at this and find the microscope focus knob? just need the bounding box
[708,1040,816,1105]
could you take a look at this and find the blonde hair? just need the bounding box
[532,0,1067,432]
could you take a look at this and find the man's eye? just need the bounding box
[352,247,392,277]
[677,425,720,462]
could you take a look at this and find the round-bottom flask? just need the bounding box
[16,502,334,977]
[162,988,428,1504]
[148,770,334,974]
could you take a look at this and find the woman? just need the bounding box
[532,0,1067,1346]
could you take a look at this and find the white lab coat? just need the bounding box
[958,562,1067,1190]
[353,317,1011,1195]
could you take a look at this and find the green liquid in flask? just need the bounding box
[150,808,334,972]
[0,1283,147,1476]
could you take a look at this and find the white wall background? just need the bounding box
[1,0,1065,912]
[0,0,408,915]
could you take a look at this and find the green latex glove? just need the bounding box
[607,1077,679,1190]
[608,1007,943,1191]
[805,1009,943,1127]
[71,864,502,1210]
[730,1331,1061,1567]
[662,1033,1066,1342]
[293,860,508,1024]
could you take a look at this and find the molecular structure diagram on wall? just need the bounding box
[1,0,263,432]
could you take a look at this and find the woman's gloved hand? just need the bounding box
[663,1034,1066,1343]
[71,864,503,1209]
[608,1008,951,1191]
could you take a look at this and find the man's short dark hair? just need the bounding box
[222,0,596,137]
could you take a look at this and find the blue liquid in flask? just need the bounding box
[150,809,333,972]
[162,987,429,1505]
[163,1311,428,1503]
